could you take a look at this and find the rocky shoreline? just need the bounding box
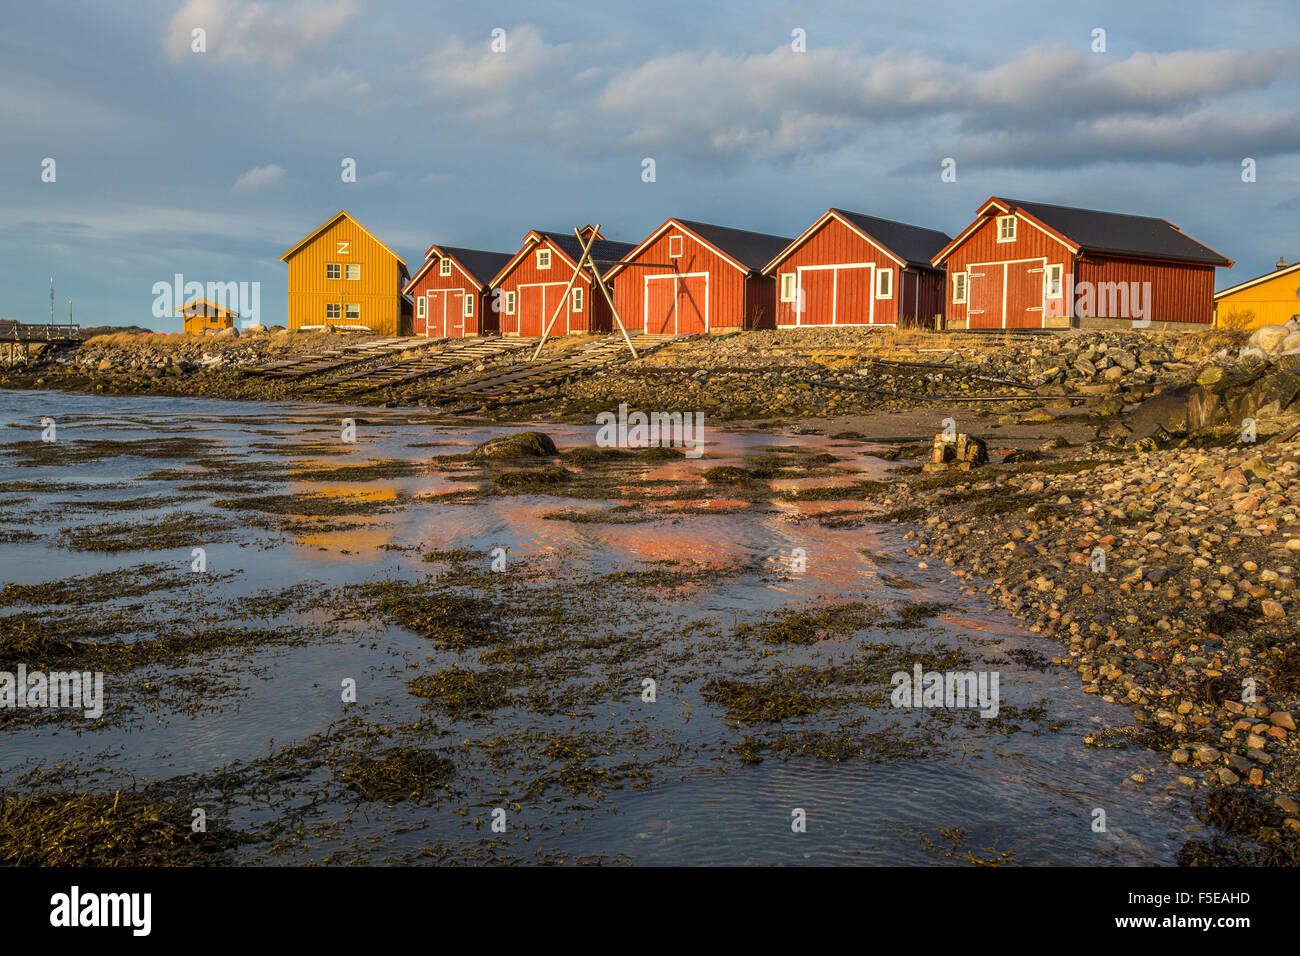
[4,324,1300,862]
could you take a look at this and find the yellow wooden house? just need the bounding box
[177,298,237,334]
[279,210,412,335]
[1214,257,1300,330]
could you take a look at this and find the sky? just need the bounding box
[2,0,1298,330]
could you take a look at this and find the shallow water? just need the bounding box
[0,389,1199,865]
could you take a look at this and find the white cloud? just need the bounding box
[163,0,357,66]
[232,163,287,194]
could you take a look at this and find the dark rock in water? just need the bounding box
[1001,449,1045,464]
[470,431,559,460]
[1128,422,1170,450]
[1127,384,1220,438]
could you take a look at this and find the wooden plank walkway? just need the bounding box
[242,337,432,380]
[433,333,681,404]
[303,337,536,399]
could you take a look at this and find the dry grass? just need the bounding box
[84,330,352,354]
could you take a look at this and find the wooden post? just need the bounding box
[531,229,596,361]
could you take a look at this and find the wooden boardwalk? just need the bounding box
[242,337,432,380]
[432,333,681,405]
[302,337,536,400]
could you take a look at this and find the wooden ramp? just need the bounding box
[243,337,430,380]
[434,333,680,405]
[303,337,536,400]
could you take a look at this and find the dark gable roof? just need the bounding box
[1000,198,1231,267]
[439,246,513,287]
[831,209,951,269]
[540,232,637,276]
[675,219,793,271]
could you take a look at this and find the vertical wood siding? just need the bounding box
[769,216,945,327]
[1076,254,1216,325]
[612,225,754,332]
[406,255,493,337]
[285,216,408,336]
[496,237,593,337]
[942,213,1074,329]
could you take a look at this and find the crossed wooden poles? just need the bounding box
[531,225,639,362]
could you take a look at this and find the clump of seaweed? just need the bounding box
[60,514,235,552]
[702,677,820,723]
[0,791,239,866]
[356,582,499,648]
[492,466,573,489]
[735,601,880,645]
[409,665,511,714]
[334,748,456,803]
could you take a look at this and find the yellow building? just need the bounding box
[279,210,412,335]
[1214,257,1300,331]
[177,298,237,334]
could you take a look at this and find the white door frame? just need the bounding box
[517,281,572,337]
[790,263,876,326]
[966,257,1046,329]
[643,272,709,334]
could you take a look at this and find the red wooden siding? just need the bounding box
[406,259,494,337]
[611,224,765,333]
[1075,254,1217,325]
[942,214,1075,329]
[495,237,610,337]
[769,216,944,327]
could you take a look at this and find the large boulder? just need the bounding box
[1250,324,1292,354]
[1127,384,1220,437]
[470,431,559,460]
[1229,369,1300,420]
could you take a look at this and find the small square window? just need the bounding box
[571,287,583,312]
[326,263,341,279]
[876,269,893,299]
[537,249,551,269]
[326,303,341,319]
[417,298,426,318]
[953,272,967,304]
[345,264,360,281]
[439,258,452,277]
[779,273,796,302]
[505,291,516,315]
[463,295,474,317]
[997,215,1016,242]
[345,304,360,321]
[668,235,683,259]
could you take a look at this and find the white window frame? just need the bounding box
[571,287,583,312]
[953,272,967,304]
[505,291,516,315]
[463,295,474,317]
[416,297,426,318]
[345,304,360,321]
[345,263,360,281]
[326,263,341,280]
[779,273,796,302]
[876,268,893,299]
[1046,263,1063,297]
[536,249,551,270]
[997,215,1016,243]
[439,258,452,277]
[326,303,341,320]
[668,235,683,259]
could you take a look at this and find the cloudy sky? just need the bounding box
[3,0,1298,330]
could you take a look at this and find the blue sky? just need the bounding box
[3,0,1298,330]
